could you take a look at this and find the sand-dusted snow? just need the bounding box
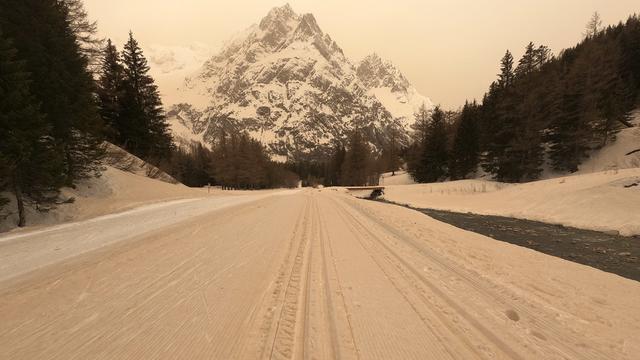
[1,189,638,359]
[383,168,640,236]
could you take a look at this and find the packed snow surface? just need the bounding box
[0,188,297,282]
[383,168,640,236]
[0,190,638,359]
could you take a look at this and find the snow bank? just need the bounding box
[379,170,416,186]
[383,168,640,236]
[0,166,204,233]
[0,188,298,282]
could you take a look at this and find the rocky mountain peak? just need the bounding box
[295,13,322,38]
[357,53,411,92]
[171,5,432,160]
[260,3,298,29]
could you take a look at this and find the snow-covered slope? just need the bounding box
[357,54,433,128]
[576,110,640,174]
[0,166,203,234]
[383,168,640,236]
[103,143,179,183]
[146,43,213,107]
[166,106,208,149]
[0,144,194,233]
[169,4,432,160]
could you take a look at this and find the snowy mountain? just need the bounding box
[168,4,432,160]
[356,54,433,128]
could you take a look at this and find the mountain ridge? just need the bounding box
[169,4,432,160]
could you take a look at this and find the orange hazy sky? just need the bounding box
[84,0,639,108]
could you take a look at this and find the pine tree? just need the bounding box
[511,42,548,181]
[515,42,537,79]
[498,50,515,88]
[548,56,593,172]
[593,41,633,146]
[61,0,104,73]
[0,29,63,226]
[620,15,640,94]
[341,130,373,186]
[478,83,499,167]
[236,135,249,189]
[534,45,553,70]
[411,104,432,142]
[450,102,480,180]
[97,39,125,142]
[0,0,105,186]
[418,106,449,183]
[120,31,173,160]
[213,129,233,189]
[381,122,402,175]
[483,51,519,181]
[327,144,346,186]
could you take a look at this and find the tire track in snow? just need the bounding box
[338,195,613,360]
[306,196,359,359]
[268,196,313,360]
[327,195,478,359]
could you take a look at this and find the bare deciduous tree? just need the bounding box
[584,11,603,38]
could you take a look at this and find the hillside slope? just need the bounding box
[0,166,204,233]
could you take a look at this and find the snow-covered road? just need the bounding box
[0,190,638,359]
[0,190,297,283]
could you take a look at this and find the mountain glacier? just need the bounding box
[168,4,432,160]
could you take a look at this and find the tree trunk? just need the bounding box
[13,184,26,228]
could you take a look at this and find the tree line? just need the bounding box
[1,0,179,226]
[165,133,300,190]
[289,128,401,187]
[407,13,640,183]
[1,0,106,226]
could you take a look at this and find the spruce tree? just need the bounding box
[97,39,125,142]
[483,51,519,181]
[0,29,63,226]
[418,106,449,183]
[381,136,402,175]
[593,41,633,146]
[515,42,537,79]
[620,16,640,93]
[327,145,346,186]
[450,102,480,180]
[120,32,173,160]
[61,0,104,73]
[213,129,233,189]
[498,50,515,88]
[411,104,432,142]
[0,0,105,186]
[341,130,372,186]
[407,104,432,182]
